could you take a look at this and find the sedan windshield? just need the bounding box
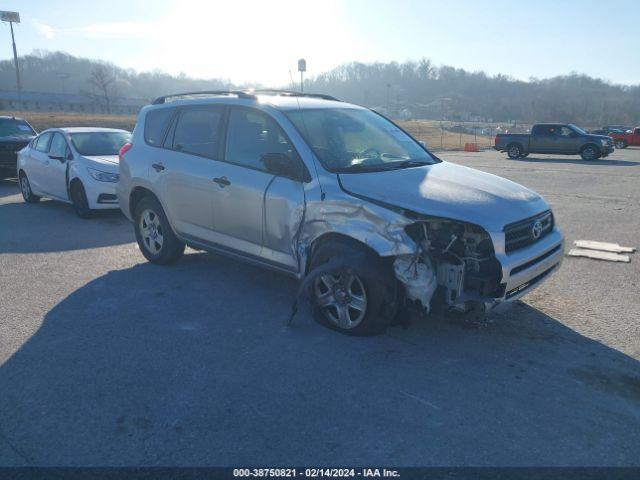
[70,131,131,156]
[285,108,437,173]
[0,119,35,139]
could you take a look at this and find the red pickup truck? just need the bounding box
[610,127,640,149]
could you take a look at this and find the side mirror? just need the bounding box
[261,153,306,182]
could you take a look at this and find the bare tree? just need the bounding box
[88,64,117,113]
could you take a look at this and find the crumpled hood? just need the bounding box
[338,161,550,232]
[83,155,119,171]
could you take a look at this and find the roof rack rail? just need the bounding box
[251,89,340,101]
[151,90,256,105]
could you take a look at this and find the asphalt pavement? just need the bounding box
[1,148,639,466]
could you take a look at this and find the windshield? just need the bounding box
[285,108,437,173]
[0,119,36,139]
[569,124,587,135]
[70,131,131,156]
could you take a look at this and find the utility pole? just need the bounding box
[298,58,306,93]
[1,11,21,91]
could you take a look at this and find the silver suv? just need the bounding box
[117,90,564,336]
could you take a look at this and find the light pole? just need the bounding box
[1,11,21,91]
[297,58,306,93]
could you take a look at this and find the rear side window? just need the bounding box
[144,108,174,146]
[34,132,53,152]
[172,107,223,159]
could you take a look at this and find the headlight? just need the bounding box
[600,139,609,146]
[87,167,119,183]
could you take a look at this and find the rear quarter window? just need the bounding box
[144,108,174,146]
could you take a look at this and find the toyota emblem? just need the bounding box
[531,220,543,240]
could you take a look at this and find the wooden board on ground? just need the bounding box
[567,248,630,263]
[573,240,635,253]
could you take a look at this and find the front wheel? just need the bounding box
[308,240,397,336]
[134,196,185,264]
[614,140,627,149]
[580,145,600,161]
[507,144,523,159]
[70,181,93,218]
[19,172,40,203]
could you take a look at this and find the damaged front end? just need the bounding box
[394,218,503,314]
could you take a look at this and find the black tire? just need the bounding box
[308,239,397,336]
[70,181,93,218]
[580,144,600,161]
[507,144,523,159]
[134,195,185,264]
[614,140,627,149]
[19,172,40,203]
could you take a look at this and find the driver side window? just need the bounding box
[225,107,298,172]
[34,132,53,152]
[49,133,70,158]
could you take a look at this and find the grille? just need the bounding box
[504,210,553,253]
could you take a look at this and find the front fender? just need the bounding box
[299,196,416,267]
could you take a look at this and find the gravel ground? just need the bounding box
[0,148,639,466]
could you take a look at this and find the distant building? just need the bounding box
[0,90,145,115]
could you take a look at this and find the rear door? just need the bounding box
[28,132,53,192]
[41,132,71,200]
[211,106,305,268]
[633,128,640,146]
[154,105,224,244]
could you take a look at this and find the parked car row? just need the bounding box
[11,91,566,335]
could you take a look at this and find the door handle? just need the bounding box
[152,163,165,172]
[213,176,231,187]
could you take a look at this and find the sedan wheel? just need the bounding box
[139,209,164,255]
[19,173,40,203]
[615,140,627,149]
[314,273,367,330]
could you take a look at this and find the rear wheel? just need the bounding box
[507,144,522,159]
[614,140,627,149]
[19,172,40,203]
[580,144,600,161]
[308,239,397,336]
[134,196,185,264]
[70,181,93,218]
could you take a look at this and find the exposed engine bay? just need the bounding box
[394,220,503,313]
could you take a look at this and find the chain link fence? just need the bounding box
[397,120,532,152]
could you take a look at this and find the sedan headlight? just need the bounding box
[600,139,610,146]
[87,167,119,183]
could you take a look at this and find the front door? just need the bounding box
[211,106,305,267]
[42,132,71,200]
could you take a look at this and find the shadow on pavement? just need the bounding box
[1,251,639,466]
[0,196,133,254]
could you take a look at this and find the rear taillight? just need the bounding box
[119,142,132,162]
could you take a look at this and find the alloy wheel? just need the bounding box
[314,273,367,329]
[139,209,164,255]
[20,176,30,200]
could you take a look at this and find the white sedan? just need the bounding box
[17,127,131,218]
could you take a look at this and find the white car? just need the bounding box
[17,127,131,218]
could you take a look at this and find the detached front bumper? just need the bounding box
[492,228,564,303]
